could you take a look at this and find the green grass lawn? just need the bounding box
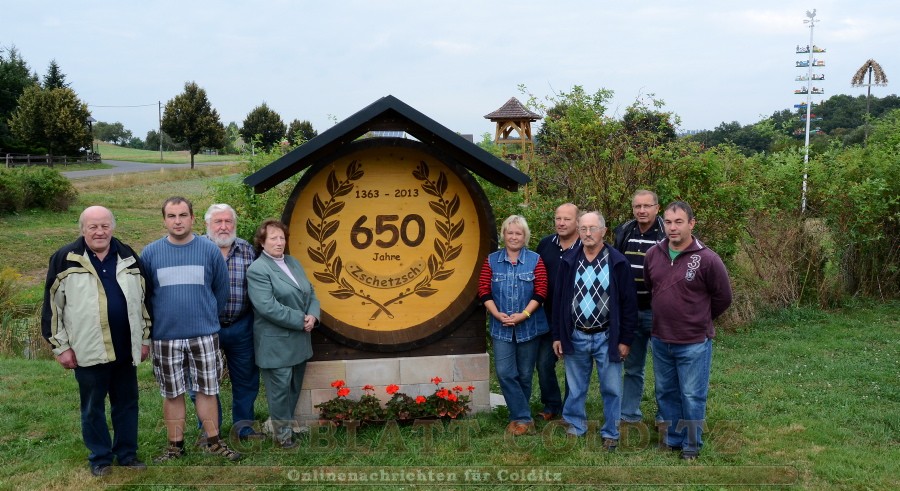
[1,301,896,490]
[96,141,245,164]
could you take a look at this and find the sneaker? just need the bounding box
[204,440,241,461]
[602,438,618,452]
[196,432,209,447]
[119,458,147,470]
[681,451,699,461]
[91,464,112,477]
[154,445,185,463]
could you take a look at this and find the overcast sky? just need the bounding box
[4,1,898,139]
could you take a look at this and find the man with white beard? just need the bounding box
[203,203,263,441]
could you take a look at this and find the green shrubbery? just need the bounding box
[0,167,77,214]
[209,145,302,241]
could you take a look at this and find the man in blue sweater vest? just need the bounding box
[142,197,240,462]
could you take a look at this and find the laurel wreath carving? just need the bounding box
[305,159,463,321]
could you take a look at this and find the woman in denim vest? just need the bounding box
[477,215,549,436]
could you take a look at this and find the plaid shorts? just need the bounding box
[152,334,221,398]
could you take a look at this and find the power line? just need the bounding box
[88,103,157,108]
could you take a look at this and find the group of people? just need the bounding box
[42,198,319,476]
[479,191,732,460]
[42,190,732,476]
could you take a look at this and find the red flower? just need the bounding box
[386,384,400,395]
[330,380,345,388]
[467,385,476,393]
[447,393,458,402]
[436,388,449,399]
[363,384,375,392]
[337,387,350,397]
[415,395,426,404]
[452,385,463,393]
[431,376,442,385]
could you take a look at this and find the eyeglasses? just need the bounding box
[578,226,604,234]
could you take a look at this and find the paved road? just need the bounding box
[62,159,238,179]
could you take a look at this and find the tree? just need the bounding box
[287,119,317,145]
[0,45,39,151]
[125,136,144,149]
[42,59,69,89]
[161,81,225,168]
[145,129,179,152]
[8,85,91,155]
[223,121,242,154]
[240,103,285,150]
[93,121,132,145]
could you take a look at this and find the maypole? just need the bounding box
[796,9,822,213]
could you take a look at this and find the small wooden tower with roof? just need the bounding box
[484,97,542,160]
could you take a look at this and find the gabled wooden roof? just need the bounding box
[483,97,542,121]
[244,95,529,193]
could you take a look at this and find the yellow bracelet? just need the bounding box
[522,310,531,318]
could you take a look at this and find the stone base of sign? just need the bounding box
[294,353,491,424]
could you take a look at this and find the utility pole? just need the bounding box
[158,101,163,161]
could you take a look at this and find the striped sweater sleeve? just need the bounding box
[532,257,548,303]
[478,257,493,303]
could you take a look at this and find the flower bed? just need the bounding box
[315,377,474,425]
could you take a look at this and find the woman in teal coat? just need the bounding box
[246,219,320,449]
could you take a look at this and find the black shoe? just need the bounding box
[120,458,147,470]
[91,464,112,477]
[276,438,297,450]
[681,451,699,461]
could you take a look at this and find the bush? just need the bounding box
[0,171,26,213]
[0,167,77,214]
[19,167,78,211]
[208,146,302,241]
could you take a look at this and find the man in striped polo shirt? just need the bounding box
[613,190,666,425]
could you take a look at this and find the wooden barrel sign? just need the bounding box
[283,138,494,352]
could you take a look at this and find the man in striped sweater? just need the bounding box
[613,190,666,426]
[142,196,240,462]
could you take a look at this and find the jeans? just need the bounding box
[621,308,653,422]
[219,313,260,435]
[73,360,139,467]
[651,337,712,454]
[535,331,563,414]
[562,329,623,439]
[190,313,260,437]
[493,335,540,423]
